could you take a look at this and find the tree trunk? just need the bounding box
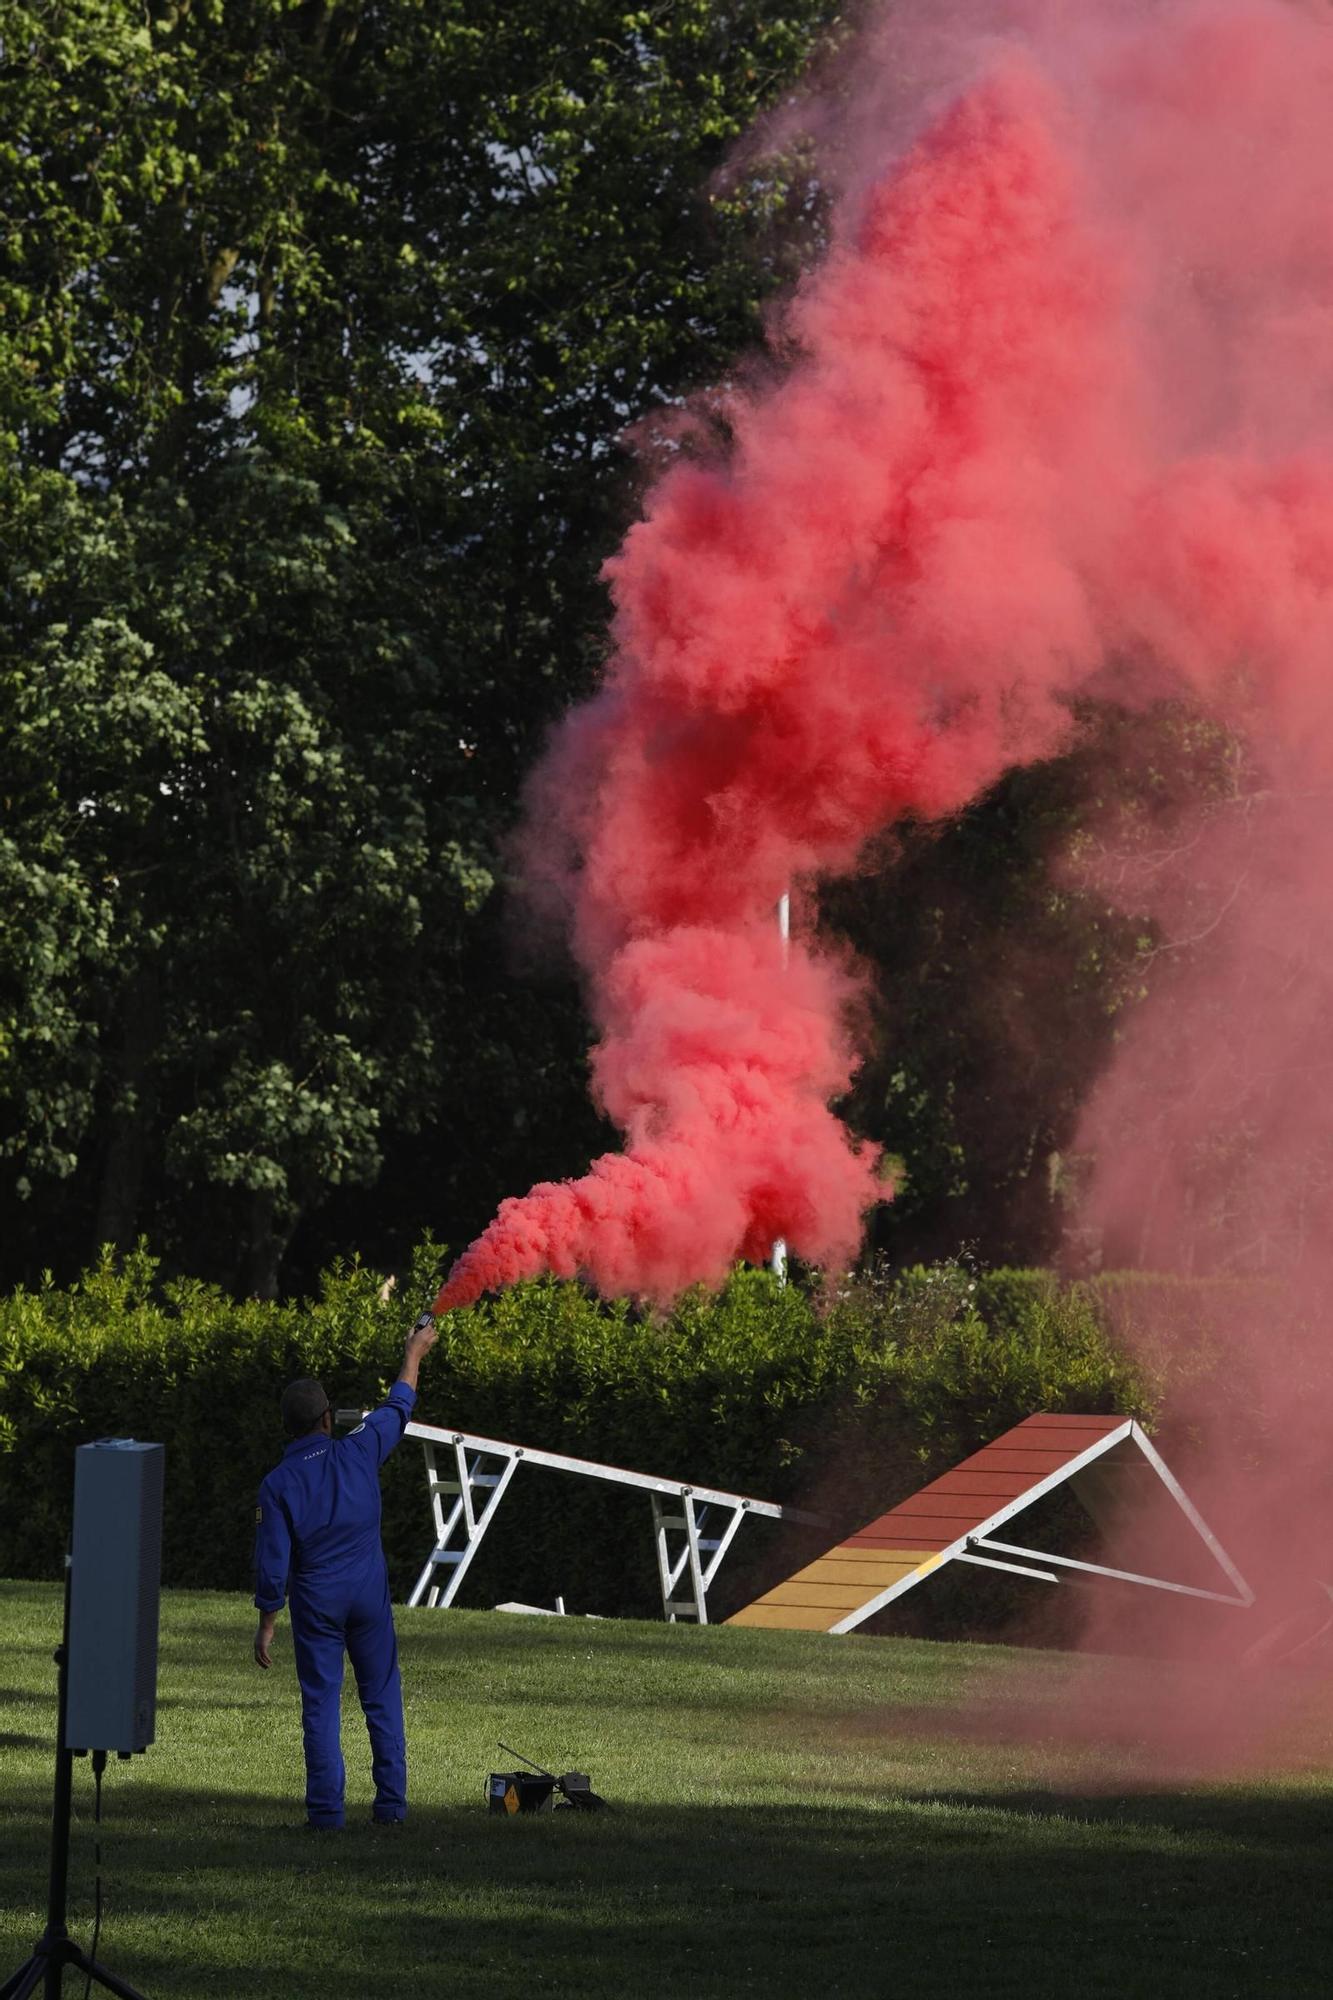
[94,967,162,1253]
[242,1187,299,1300]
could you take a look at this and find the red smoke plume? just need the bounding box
[436,0,1333,1313]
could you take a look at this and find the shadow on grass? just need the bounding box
[0,1684,53,1710]
[1,1776,1328,1999]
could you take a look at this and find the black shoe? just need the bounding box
[371,1816,406,1829]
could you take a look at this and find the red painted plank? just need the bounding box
[865,1518,987,1543]
[980,1440,1112,1472]
[951,1447,1094,1476]
[848,1521,968,1542]
[857,1495,1019,1526]
[1016,1413,1126,1428]
[970,1431,1112,1455]
[956,1434,1082,1458]
[985,1432,1121,1454]
[846,1531,959,1552]
[982,1414,1119,1433]
[909,1473,1036,1500]
[872,1496,984,1520]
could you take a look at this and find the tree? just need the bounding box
[0,0,841,1293]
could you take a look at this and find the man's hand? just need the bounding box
[254,1612,277,1669]
[397,1312,438,1392]
[408,1311,439,1355]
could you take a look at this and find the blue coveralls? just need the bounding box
[253,1382,416,1827]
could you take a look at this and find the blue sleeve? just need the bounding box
[253,1476,292,1613]
[342,1381,416,1468]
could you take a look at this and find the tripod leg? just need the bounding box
[0,1953,48,2000]
[69,1951,152,2000]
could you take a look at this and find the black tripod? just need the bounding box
[1,1564,150,1999]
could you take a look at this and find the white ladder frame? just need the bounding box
[397,1419,818,1622]
[408,1437,523,1609]
[651,1491,753,1623]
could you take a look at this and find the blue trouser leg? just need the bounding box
[290,1599,347,1827]
[346,1573,407,1822]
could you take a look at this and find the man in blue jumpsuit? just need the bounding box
[252,1313,438,1828]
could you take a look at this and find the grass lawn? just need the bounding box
[2,1582,1331,1997]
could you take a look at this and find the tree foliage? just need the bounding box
[821,705,1240,1271]
[0,0,842,1293]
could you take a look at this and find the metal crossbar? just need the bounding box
[956,1550,1060,1585]
[399,1418,819,1622]
[967,1535,1250,1605]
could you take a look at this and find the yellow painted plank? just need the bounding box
[753,1580,900,1610]
[725,1603,841,1630]
[794,1559,922,1589]
[803,1548,940,1573]
[728,1549,951,1628]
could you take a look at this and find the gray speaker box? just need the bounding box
[65,1439,165,1755]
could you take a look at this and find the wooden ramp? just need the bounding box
[727,1413,1253,1635]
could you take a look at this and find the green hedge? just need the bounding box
[0,1245,1165,1619]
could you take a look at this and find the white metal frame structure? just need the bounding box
[400,1419,819,1623]
[829,1418,1253,1634]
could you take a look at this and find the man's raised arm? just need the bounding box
[347,1313,440,1464]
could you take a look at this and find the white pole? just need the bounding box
[771,890,790,1285]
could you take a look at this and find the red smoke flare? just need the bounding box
[436,0,1333,1313]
